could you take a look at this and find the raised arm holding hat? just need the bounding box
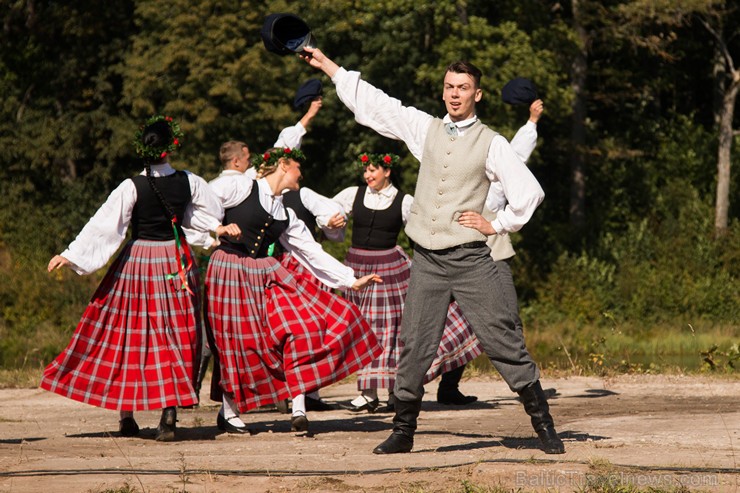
[300,47,564,455]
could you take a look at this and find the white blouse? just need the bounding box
[333,183,414,227]
[61,163,223,276]
[208,172,357,290]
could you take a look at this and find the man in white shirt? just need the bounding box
[300,48,564,455]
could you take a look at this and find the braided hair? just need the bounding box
[140,120,177,222]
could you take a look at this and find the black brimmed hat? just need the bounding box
[502,77,538,106]
[261,13,316,56]
[293,79,323,109]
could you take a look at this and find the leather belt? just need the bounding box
[416,241,487,255]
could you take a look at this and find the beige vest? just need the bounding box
[483,208,516,261]
[405,119,497,250]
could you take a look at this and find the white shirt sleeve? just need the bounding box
[300,187,347,242]
[487,121,538,212]
[509,121,537,164]
[278,209,356,289]
[183,227,216,249]
[273,122,307,149]
[401,194,414,225]
[182,172,224,233]
[60,179,136,275]
[485,135,545,234]
[332,186,360,216]
[333,68,434,162]
[209,172,254,209]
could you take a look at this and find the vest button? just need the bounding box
[441,178,446,182]
[432,218,436,222]
[257,236,261,240]
[431,231,436,235]
[260,229,264,233]
[250,250,255,254]
[446,151,451,155]
[444,164,448,168]
[254,242,259,246]
[438,191,443,195]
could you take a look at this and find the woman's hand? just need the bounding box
[216,224,242,239]
[326,213,347,229]
[351,273,382,291]
[458,211,496,235]
[47,255,70,272]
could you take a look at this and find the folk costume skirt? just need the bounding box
[344,246,482,390]
[277,252,329,292]
[40,240,201,411]
[204,247,380,413]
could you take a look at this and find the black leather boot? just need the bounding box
[155,407,177,442]
[372,399,422,454]
[518,381,565,454]
[437,364,477,405]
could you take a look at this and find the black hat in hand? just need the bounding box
[261,13,316,56]
[294,79,323,109]
[502,77,538,106]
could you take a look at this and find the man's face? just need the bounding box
[442,71,482,122]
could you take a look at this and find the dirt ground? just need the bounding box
[0,374,738,493]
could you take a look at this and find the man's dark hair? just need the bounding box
[445,61,482,88]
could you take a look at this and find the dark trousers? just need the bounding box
[394,245,539,402]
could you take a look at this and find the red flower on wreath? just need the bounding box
[383,155,392,164]
[173,139,179,146]
[160,151,167,158]
[284,147,291,153]
[264,152,271,160]
[361,154,369,163]
[165,116,173,122]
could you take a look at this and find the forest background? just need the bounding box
[0,0,737,379]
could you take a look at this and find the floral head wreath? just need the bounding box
[253,147,306,171]
[356,152,400,169]
[133,115,184,160]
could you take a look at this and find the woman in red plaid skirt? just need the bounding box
[204,146,382,434]
[41,116,238,441]
[332,153,482,413]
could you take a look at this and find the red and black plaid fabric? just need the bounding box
[344,246,482,390]
[277,252,329,292]
[40,240,201,411]
[205,247,380,413]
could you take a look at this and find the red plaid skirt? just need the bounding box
[205,247,380,413]
[345,246,482,390]
[277,252,329,292]
[40,240,201,411]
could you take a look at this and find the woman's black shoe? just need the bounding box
[340,397,379,413]
[155,407,177,442]
[119,417,139,437]
[217,413,249,434]
[305,396,339,411]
